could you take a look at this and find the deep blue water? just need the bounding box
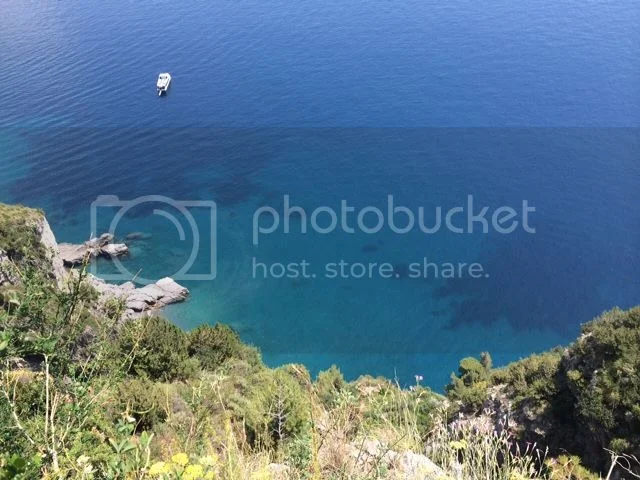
[1,0,639,389]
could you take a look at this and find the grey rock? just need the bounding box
[58,243,92,266]
[346,439,444,480]
[0,249,18,286]
[390,451,443,479]
[126,300,149,312]
[93,233,114,247]
[0,216,66,287]
[59,233,128,266]
[101,243,129,257]
[360,439,385,457]
[156,277,189,302]
[88,274,188,318]
[87,275,134,299]
[37,217,66,286]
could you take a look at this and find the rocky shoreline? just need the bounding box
[88,275,189,319]
[58,233,129,267]
[0,212,189,320]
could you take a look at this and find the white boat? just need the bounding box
[156,73,171,96]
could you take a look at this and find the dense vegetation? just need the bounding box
[0,203,639,479]
[0,204,49,272]
[446,308,640,476]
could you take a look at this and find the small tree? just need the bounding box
[446,355,491,412]
[119,316,195,382]
[187,323,244,371]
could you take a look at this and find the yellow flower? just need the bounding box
[449,439,467,450]
[509,473,529,480]
[171,452,190,467]
[149,461,170,476]
[199,454,219,467]
[183,464,205,480]
[250,468,272,480]
[204,473,215,480]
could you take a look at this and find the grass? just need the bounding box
[0,203,47,263]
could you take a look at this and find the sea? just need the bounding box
[1,0,639,389]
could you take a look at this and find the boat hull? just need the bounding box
[156,73,171,96]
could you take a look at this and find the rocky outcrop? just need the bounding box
[344,439,445,479]
[390,451,444,479]
[37,216,67,286]
[0,202,187,320]
[58,233,128,267]
[0,212,66,288]
[0,249,18,286]
[88,275,189,319]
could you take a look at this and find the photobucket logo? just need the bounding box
[252,195,535,245]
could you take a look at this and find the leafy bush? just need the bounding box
[564,307,640,463]
[0,453,41,480]
[491,350,562,404]
[445,356,490,411]
[453,307,640,474]
[187,323,261,371]
[545,455,601,480]
[119,316,197,382]
[0,204,47,268]
[315,365,346,408]
[116,378,168,431]
[229,365,311,449]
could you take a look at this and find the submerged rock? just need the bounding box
[125,232,151,241]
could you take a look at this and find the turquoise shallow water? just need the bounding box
[1,0,639,388]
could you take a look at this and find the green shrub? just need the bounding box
[119,316,196,382]
[188,323,261,371]
[456,307,640,473]
[228,365,311,449]
[0,204,47,268]
[284,429,313,477]
[491,349,563,403]
[0,453,42,480]
[564,307,640,461]
[545,455,600,480]
[315,365,346,408]
[445,356,490,411]
[117,378,168,431]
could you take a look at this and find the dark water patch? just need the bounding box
[435,232,626,334]
[392,262,410,279]
[361,243,379,253]
[125,232,152,241]
[211,174,263,207]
